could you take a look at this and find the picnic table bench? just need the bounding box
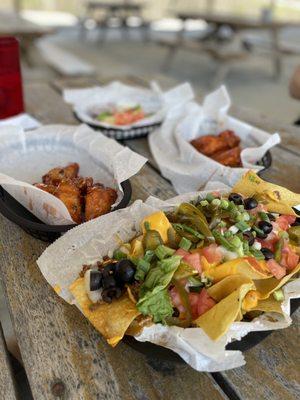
[158,11,300,82]
[0,74,299,399]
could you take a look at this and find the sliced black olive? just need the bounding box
[102,287,122,303]
[114,259,135,284]
[291,217,300,227]
[267,213,276,222]
[102,275,117,289]
[261,248,274,260]
[258,221,273,234]
[228,193,243,205]
[102,263,115,277]
[244,197,258,210]
[90,270,103,291]
[243,231,255,246]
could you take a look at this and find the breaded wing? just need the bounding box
[54,179,82,223]
[42,162,79,185]
[191,135,228,156]
[34,183,57,195]
[73,176,94,195]
[85,185,117,221]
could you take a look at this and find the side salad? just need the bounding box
[96,104,146,126]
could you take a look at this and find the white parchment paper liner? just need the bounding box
[149,85,281,194]
[0,124,147,225]
[37,185,299,372]
[63,81,194,130]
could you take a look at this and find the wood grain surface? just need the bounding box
[0,82,227,400]
[0,76,299,400]
[0,324,18,400]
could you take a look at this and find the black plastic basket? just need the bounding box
[123,298,299,361]
[0,180,132,242]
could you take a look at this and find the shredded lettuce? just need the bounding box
[136,255,181,323]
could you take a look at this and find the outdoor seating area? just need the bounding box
[0,1,300,400]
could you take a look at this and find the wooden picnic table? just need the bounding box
[0,74,299,399]
[160,11,300,82]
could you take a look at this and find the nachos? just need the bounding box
[70,172,300,345]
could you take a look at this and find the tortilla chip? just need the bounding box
[250,297,283,314]
[207,274,254,302]
[69,278,140,347]
[254,263,300,299]
[194,283,253,340]
[204,258,271,282]
[233,171,300,216]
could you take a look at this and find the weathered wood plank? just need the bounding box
[0,215,227,400]
[221,310,300,400]
[0,324,18,400]
[0,82,228,399]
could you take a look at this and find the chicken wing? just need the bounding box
[211,146,242,167]
[72,176,94,195]
[34,183,56,195]
[54,179,82,224]
[190,130,240,157]
[42,162,79,186]
[85,185,117,221]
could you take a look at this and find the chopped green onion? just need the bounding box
[231,236,242,248]
[274,237,284,262]
[154,245,175,260]
[206,193,215,202]
[249,247,265,260]
[252,226,266,237]
[211,198,221,207]
[172,223,204,240]
[273,289,284,302]
[242,212,250,222]
[113,249,127,260]
[258,212,270,222]
[134,258,151,281]
[220,199,229,209]
[200,200,209,207]
[235,221,250,232]
[144,250,155,263]
[179,237,192,251]
[218,220,227,228]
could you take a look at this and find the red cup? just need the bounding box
[0,36,24,119]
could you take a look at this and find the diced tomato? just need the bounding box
[114,109,145,125]
[266,259,286,279]
[201,244,223,265]
[257,231,278,252]
[170,287,216,319]
[280,244,299,271]
[189,289,216,319]
[275,215,296,231]
[175,249,202,273]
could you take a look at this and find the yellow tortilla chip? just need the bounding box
[194,283,253,340]
[207,274,254,301]
[250,297,283,314]
[254,263,300,299]
[204,258,271,282]
[233,171,300,216]
[69,278,140,347]
[242,290,259,311]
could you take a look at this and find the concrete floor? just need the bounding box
[38,25,300,125]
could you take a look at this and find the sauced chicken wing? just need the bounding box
[190,130,242,167]
[54,179,82,224]
[85,185,117,221]
[211,146,242,167]
[190,130,240,157]
[34,183,56,195]
[42,162,79,185]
